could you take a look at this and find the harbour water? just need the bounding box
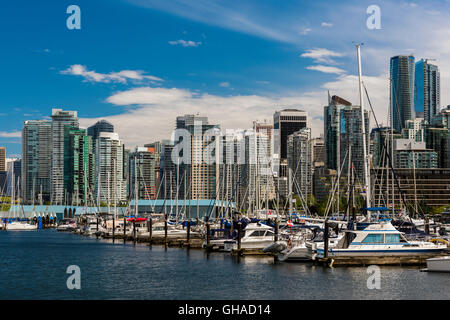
[0,230,449,300]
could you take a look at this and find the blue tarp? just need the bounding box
[367,207,390,211]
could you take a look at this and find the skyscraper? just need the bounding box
[0,147,5,172]
[243,129,275,211]
[174,114,220,200]
[415,59,440,123]
[324,95,369,180]
[287,128,312,200]
[425,127,450,168]
[96,132,127,205]
[51,109,79,204]
[324,95,351,171]
[22,120,52,203]
[273,109,308,176]
[129,147,159,200]
[391,55,415,132]
[87,120,114,154]
[160,139,176,200]
[64,127,95,205]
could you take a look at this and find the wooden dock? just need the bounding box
[317,254,449,267]
[231,248,275,256]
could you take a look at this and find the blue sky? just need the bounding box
[1,0,450,156]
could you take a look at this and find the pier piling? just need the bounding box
[148,217,152,245]
[237,222,242,252]
[133,219,136,245]
[324,220,329,260]
[186,220,191,248]
[275,220,279,242]
[112,216,115,242]
[123,216,126,243]
[164,214,168,247]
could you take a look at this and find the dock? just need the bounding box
[317,254,448,267]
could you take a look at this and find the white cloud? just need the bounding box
[0,131,21,138]
[299,27,311,35]
[321,22,333,27]
[80,73,389,149]
[61,65,163,84]
[219,82,230,87]
[168,39,202,47]
[300,48,345,64]
[306,65,346,74]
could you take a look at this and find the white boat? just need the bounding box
[279,232,344,262]
[136,221,200,239]
[5,221,38,230]
[316,221,447,258]
[426,256,450,272]
[57,219,77,232]
[227,223,276,251]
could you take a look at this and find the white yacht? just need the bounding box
[315,221,447,258]
[226,223,276,251]
[57,219,77,232]
[279,230,343,262]
[5,221,38,230]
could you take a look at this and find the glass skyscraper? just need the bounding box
[391,55,415,132]
[415,59,440,123]
[51,109,79,204]
[22,120,52,203]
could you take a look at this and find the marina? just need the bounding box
[0,229,449,300]
[1,0,450,305]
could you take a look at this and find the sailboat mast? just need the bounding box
[356,44,371,218]
[134,154,138,217]
[390,78,395,217]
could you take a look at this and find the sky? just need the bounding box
[1,0,450,156]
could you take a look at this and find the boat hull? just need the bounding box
[426,256,450,272]
[319,247,445,257]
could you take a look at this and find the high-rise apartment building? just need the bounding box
[0,147,5,172]
[324,95,369,180]
[6,158,21,197]
[51,109,79,204]
[273,109,308,176]
[415,59,440,123]
[391,55,415,132]
[87,120,114,154]
[129,147,159,200]
[63,127,95,205]
[160,140,176,200]
[95,132,126,205]
[243,129,275,211]
[22,120,52,203]
[175,114,220,200]
[324,95,351,171]
[287,128,312,200]
[425,127,450,169]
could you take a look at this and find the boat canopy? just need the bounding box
[127,217,147,222]
[366,207,390,212]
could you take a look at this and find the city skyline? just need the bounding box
[2,1,450,156]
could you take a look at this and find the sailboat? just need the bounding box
[6,175,37,231]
